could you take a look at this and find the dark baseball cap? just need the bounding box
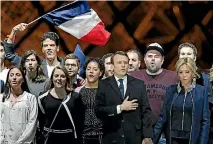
[145,43,164,56]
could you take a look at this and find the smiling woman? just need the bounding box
[37,65,85,144]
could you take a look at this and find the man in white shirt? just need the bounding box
[95,51,153,144]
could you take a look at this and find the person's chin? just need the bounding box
[87,80,95,83]
[46,55,54,59]
[28,69,36,72]
[108,73,113,77]
[68,73,75,77]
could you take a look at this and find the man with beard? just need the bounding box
[102,53,114,79]
[64,54,85,90]
[127,49,141,73]
[131,43,179,144]
[3,23,63,78]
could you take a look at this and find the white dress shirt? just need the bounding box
[114,75,127,114]
[47,64,56,78]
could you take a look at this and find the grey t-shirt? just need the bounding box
[26,77,50,97]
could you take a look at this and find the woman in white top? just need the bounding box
[0,67,38,144]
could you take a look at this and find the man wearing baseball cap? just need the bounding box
[131,43,179,144]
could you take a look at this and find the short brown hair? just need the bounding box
[41,32,60,47]
[111,51,129,64]
[178,43,197,56]
[102,53,113,62]
[50,65,72,91]
[127,49,142,61]
[64,54,80,68]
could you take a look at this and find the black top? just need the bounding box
[171,90,193,139]
[79,87,103,137]
[38,91,85,143]
[42,93,73,130]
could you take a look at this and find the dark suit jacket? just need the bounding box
[95,75,153,144]
[0,80,4,93]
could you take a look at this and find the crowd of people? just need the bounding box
[0,23,213,144]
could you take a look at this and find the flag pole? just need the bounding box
[27,0,79,25]
[27,16,43,25]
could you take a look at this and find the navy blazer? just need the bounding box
[0,80,4,93]
[153,84,210,144]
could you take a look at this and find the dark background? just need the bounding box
[1,1,213,71]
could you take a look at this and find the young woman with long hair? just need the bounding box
[0,67,38,144]
[37,65,84,144]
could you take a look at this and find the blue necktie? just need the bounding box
[118,79,124,98]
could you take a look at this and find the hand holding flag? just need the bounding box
[29,1,111,46]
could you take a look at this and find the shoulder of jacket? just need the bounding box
[38,90,49,100]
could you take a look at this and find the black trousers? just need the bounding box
[82,135,102,144]
[171,138,189,144]
[208,131,213,144]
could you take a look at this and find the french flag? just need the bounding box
[43,1,111,46]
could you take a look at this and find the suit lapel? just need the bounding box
[124,75,134,99]
[109,76,122,100]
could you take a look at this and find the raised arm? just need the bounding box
[4,23,28,67]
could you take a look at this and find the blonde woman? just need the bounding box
[153,58,210,144]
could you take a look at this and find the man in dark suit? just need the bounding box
[95,51,153,144]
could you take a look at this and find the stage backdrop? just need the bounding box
[1,1,213,71]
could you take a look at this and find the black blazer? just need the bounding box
[95,75,153,144]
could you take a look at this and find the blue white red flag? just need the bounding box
[43,1,111,46]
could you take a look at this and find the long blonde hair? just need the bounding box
[175,57,200,79]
